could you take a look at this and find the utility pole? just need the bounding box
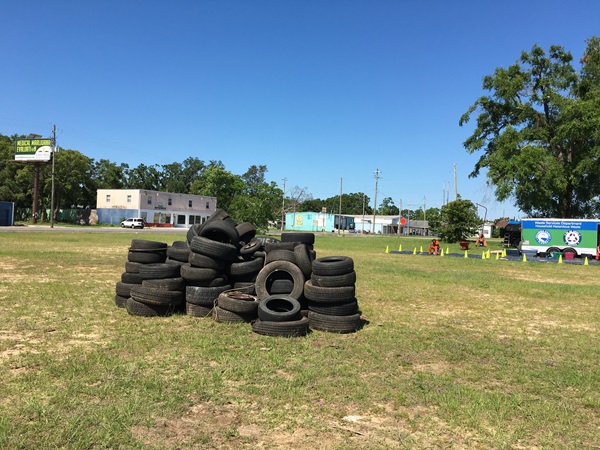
[338,177,343,235]
[453,163,458,200]
[399,198,403,235]
[51,124,57,228]
[281,177,286,231]
[361,194,365,234]
[423,196,427,235]
[372,168,379,234]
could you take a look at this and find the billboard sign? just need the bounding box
[15,139,53,161]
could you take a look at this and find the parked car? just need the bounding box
[121,218,145,229]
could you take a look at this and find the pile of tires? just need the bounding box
[305,256,362,333]
[113,211,363,334]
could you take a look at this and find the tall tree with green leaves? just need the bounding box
[438,199,481,243]
[189,161,244,212]
[460,37,600,218]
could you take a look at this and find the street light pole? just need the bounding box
[51,124,56,228]
[281,177,286,232]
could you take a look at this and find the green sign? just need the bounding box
[15,139,53,161]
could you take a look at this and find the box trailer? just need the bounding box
[520,218,600,257]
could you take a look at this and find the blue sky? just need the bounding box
[2,1,598,220]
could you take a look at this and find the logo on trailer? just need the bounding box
[535,230,552,245]
[563,230,581,246]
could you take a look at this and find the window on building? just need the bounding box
[206,201,210,209]
[189,200,193,207]
[126,195,131,203]
[168,198,172,206]
[147,197,152,205]
[177,215,186,225]
[106,194,110,203]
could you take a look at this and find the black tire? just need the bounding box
[199,220,240,246]
[187,223,203,244]
[307,298,359,316]
[186,284,231,306]
[126,297,172,317]
[124,261,143,273]
[236,222,257,244]
[115,294,128,308]
[171,240,189,248]
[212,306,253,323]
[265,242,298,253]
[251,316,309,337]
[308,311,361,333]
[312,256,354,276]
[180,263,218,282]
[294,244,313,278]
[130,240,168,250]
[187,276,228,287]
[116,281,138,298]
[257,295,302,322]
[239,240,263,257]
[232,282,256,294]
[268,279,295,294]
[265,249,296,265]
[138,263,182,280]
[255,260,305,300]
[217,291,259,314]
[303,279,356,303]
[281,232,315,245]
[127,250,166,264]
[130,285,184,306]
[142,277,185,291]
[121,272,143,284]
[185,302,213,318]
[311,271,356,287]
[229,257,264,277]
[166,246,191,262]
[189,236,238,261]
[188,252,227,270]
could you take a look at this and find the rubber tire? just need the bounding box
[138,263,181,280]
[188,252,227,270]
[189,236,238,261]
[116,281,138,297]
[212,306,253,323]
[268,279,294,294]
[130,285,184,306]
[307,298,359,316]
[186,285,231,306]
[124,261,143,273]
[217,291,259,315]
[180,264,218,282]
[166,246,191,262]
[236,222,257,244]
[308,311,361,333]
[312,256,354,276]
[198,220,240,247]
[294,244,313,278]
[229,257,264,277]
[130,240,168,250]
[127,250,166,264]
[251,316,309,337]
[257,295,302,322]
[255,260,305,300]
[142,277,185,291]
[265,249,297,265]
[121,272,143,284]
[115,294,128,308]
[185,302,213,318]
[311,271,356,287]
[303,279,356,303]
[126,297,172,317]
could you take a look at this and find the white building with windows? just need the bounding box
[96,189,216,228]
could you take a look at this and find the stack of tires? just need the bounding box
[305,256,361,333]
[115,239,168,309]
[214,290,260,323]
[251,233,315,336]
[127,262,185,317]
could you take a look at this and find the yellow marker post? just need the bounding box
[558,254,563,264]
[464,250,468,258]
[440,249,444,257]
[420,246,423,253]
[413,247,417,255]
[496,252,499,260]
[523,254,527,262]
[584,257,589,266]
[399,244,402,251]
[385,246,389,253]
[446,247,449,254]
[502,248,507,257]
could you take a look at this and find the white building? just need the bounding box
[96,189,216,228]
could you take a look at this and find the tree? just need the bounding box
[92,159,129,189]
[460,37,600,218]
[378,197,399,216]
[189,161,244,212]
[438,199,481,243]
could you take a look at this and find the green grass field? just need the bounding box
[0,231,598,449]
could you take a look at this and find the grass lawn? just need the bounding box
[0,231,598,449]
